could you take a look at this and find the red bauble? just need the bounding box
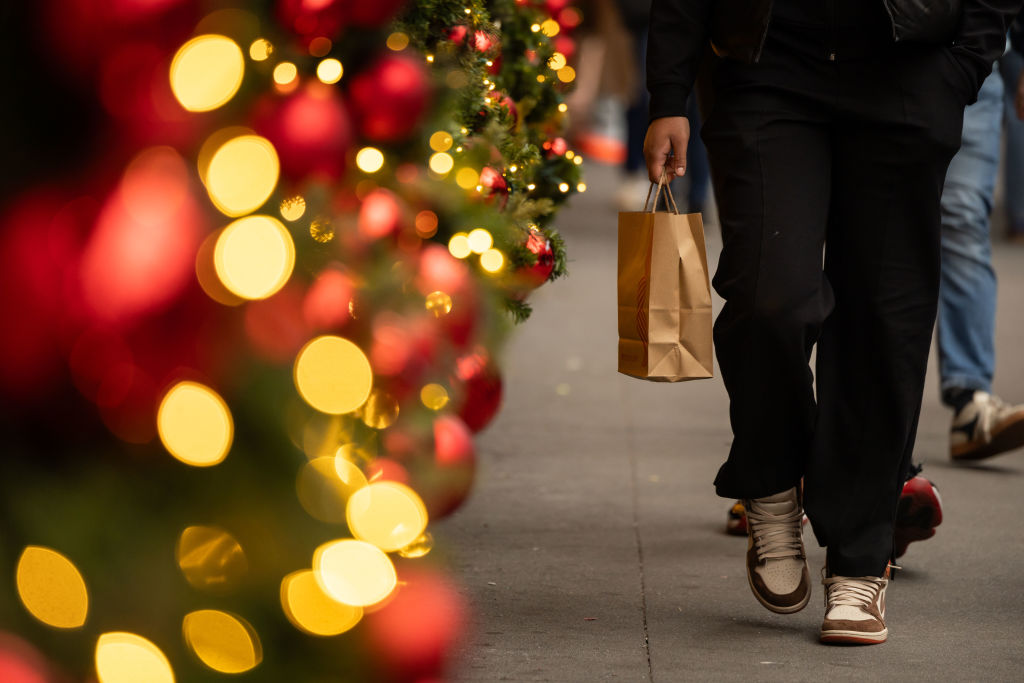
[545,0,571,13]
[553,34,577,61]
[0,632,55,683]
[348,0,407,26]
[276,0,348,42]
[415,414,476,517]
[478,167,509,209]
[303,266,353,332]
[452,349,503,432]
[364,570,467,680]
[516,229,556,289]
[448,24,468,45]
[486,91,518,126]
[549,136,569,157]
[349,54,430,142]
[253,83,352,181]
[244,283,309,363]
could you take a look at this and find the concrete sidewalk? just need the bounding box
[439,163,1024,682]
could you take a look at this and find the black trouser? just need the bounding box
[702,22,969,576]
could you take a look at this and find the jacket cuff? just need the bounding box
[648,83,691,122]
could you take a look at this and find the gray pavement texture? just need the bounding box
[438,162,1024,682]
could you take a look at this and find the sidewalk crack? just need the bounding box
[623,385,654,683]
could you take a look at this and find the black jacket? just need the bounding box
[647,0,1024,120]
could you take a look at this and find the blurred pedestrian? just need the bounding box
[644,0,1022,645]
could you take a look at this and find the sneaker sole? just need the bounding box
[893,481,943,558]
[952,414,1024,461]
[745,565,811,614]
[820,628,888,644]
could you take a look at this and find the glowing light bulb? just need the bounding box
[480,248,504,273]
[16,546,89,629]
[170,35,244,112]
[448,233,471,259]
[294,336,373,415]
[356,147,385,173]
[213,215,295,300]
[157,381,233,467]
[316,58,343,84]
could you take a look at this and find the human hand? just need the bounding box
[1017,71,1024,121]
[643,116,690,184]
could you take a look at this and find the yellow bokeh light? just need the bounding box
[273,62,298,85]
[566,151,575,160]
[314,539,397,607]
[559,182,570,193]
[455,167,479,190]
[317,58,343,84]
[574,156,584,166]
[157,381,233,467]
[280,196,306,221]
[557,66,576,83]
[429,131,453,152]
[347,481,428,552]
[420,383,450,410]
[176,526,247,591]
[530,23,541,32]
[297,456,368,523]
[480,248,505,273]
[537,74,546,83]
[95,633,174,683]
[558,103,568,113]
[548,52,567,70]
[214,215,295,300]
[205,134,279,216]
[386,31,410,51]
[183,610,262,674]
[281,570,363,636]
[16,546,88,629]
[249,39,272,61]
[467,228,493,254]
[294,336,374,415]
[425,290,453,317]
[448,233,471,259]
[360,389,400,430]
[541,19,561,36]
[309,217,334,243]
[170,35,244,112]
[429,152,454,175]
[578,182,588,192]
[356,147,385,173]
[397,531,435,559]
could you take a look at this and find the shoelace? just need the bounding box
[746,501,804,561]
[822,575,886,611]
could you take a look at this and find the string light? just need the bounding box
[558,103,568,113]
[356,147,385,173]
[316,58,343,84]
[249,39,272,61]
[577,182,587,193]
[559,183,570,193]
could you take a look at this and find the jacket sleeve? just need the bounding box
[1011,15,1024,53]
[646,0,713,121]
[950,1,1024,98]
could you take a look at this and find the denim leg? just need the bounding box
[999,50,1024,235]
[937,67,1002,395]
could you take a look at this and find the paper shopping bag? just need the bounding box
[617,177,713,382]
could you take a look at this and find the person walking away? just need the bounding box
[644,0,1022,644]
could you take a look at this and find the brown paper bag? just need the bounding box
[618,176,714,382]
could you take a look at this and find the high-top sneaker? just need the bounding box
[743,487,810,614]
[820,574,888,644]
[951,391,1024,461]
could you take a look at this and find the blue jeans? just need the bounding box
[937,65,1002,397]
[1000,49,1024,235]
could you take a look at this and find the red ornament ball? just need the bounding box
[478,166,508,198]
[253,83,352,181]
[416,414,476,518]
[364,570,467,680]
[348,0,407,26]
[516,229,556,289]
[276,0,348,43]
[453,349,503,432]
[486,91,518,126]
[349,54,431,142]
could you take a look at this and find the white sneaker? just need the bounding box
[820,574,888,644]
[742,487,810,614]
[950,391,1024,461]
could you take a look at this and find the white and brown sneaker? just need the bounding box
[950,391,1024,461]
[820,574,888,645]
[743,487,811,614]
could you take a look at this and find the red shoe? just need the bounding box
[893,475,943,558]
[726,500,747,536]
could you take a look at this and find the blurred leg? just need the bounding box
[937,67,1002,397]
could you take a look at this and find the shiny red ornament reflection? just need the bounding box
[359,189,403,240]
[303,267,353,331]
